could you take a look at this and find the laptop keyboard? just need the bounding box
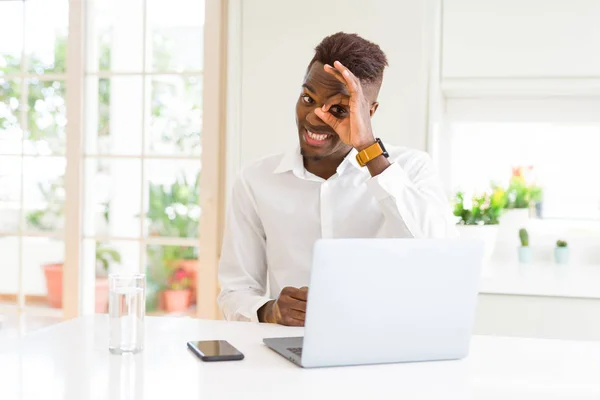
[287,347,303,357]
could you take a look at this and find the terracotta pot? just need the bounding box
[176,259,198,304]
[42,263,64,308]
[42,263,110,312]
[95,278,109,313]
[164,290,191,313]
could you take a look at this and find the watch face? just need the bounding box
[376,138,389,157]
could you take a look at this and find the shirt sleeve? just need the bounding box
[217,173,272,322]
[366,152,458,239]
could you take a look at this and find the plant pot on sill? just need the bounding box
[164,290,191,313]
[554,247,570,265]
[517,246,532,264]
[456,224,498,265]
[42,263,110,313]
[42,263,64,308]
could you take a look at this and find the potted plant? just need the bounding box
[146,173,200,310]
[555,240,569,265]
[163,267,193,313]
[41,242,121,312]
[26,178,121,311]
[517,228,532,263]
[498,166,543,243]
[453,187,506,264]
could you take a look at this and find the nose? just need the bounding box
[305,106,324,126]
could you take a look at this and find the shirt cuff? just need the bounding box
[247,296,273,323]
[366,162,410,201]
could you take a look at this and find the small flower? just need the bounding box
[174,203,188,216]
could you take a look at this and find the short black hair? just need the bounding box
[309,32,388,85]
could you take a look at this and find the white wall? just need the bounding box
[442,0,600,79]
[233,0,435,168]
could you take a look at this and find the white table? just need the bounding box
[2,316,600,400]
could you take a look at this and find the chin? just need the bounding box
[300,146,326,161]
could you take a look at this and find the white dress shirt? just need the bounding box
[217,145,458,322]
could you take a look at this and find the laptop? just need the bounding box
[263,238,483,368]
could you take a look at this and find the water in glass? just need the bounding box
[109,275,145,354]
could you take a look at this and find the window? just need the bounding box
[443,98,600,220]
[0,0,207,334]
[0,0,69,332]
[83,0,205,315]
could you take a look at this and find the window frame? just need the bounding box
[0,0,226,327]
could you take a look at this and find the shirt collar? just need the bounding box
[273,146,362,177]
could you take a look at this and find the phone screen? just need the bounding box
[187,340,244,360]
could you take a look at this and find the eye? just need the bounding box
[329,105,348,117]
[301,94,314,105]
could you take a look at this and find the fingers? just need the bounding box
[321,93,350,113]
[287,309,306,320]
[289,286,308,301]
[332,61,360,96]
[288,298,307,313]
[281,316,305,327]
[276,287,308,326]
[323,63,346,85]
[314,107,341,130]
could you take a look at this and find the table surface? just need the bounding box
[2,316,600,400]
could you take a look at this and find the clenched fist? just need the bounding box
[258,286,308,326]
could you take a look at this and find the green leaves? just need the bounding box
[504,175,543,209]
[146,172,200,243]
[96,242,122,272]
[453,187,506,226]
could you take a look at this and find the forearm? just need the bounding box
[366,162,457,239]
[365,154,391,177]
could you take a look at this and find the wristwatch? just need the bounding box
[355,138,389,167]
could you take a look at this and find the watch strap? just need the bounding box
[355,138,388,167]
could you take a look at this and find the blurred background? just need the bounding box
[1,0,599,340]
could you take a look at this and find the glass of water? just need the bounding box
[109,274,146,354]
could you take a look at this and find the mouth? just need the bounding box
[303,128,333,147]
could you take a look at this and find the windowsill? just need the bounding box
[480,262,600,299]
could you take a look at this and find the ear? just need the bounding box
[369,102,379,117]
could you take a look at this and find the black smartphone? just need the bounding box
[187,340,245,362]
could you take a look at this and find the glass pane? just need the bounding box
[24,79,66,155]
[85,76,143,155]
[25,0,69,74]
[449,122,600,220]
[23,237,64,309]
[146,244,198,314]
[83,159,142,238]
[83,240,141,314]
[0,78,24,155]
[147,75,202,156]
[0,237,19,305]
[0,2,23,68]
[23,157,65,233]
[0,156,22,233]
[147,0,204,72]
[86,0,144,72]
[144,160,201,238]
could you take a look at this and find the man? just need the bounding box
[218,32,457,326]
